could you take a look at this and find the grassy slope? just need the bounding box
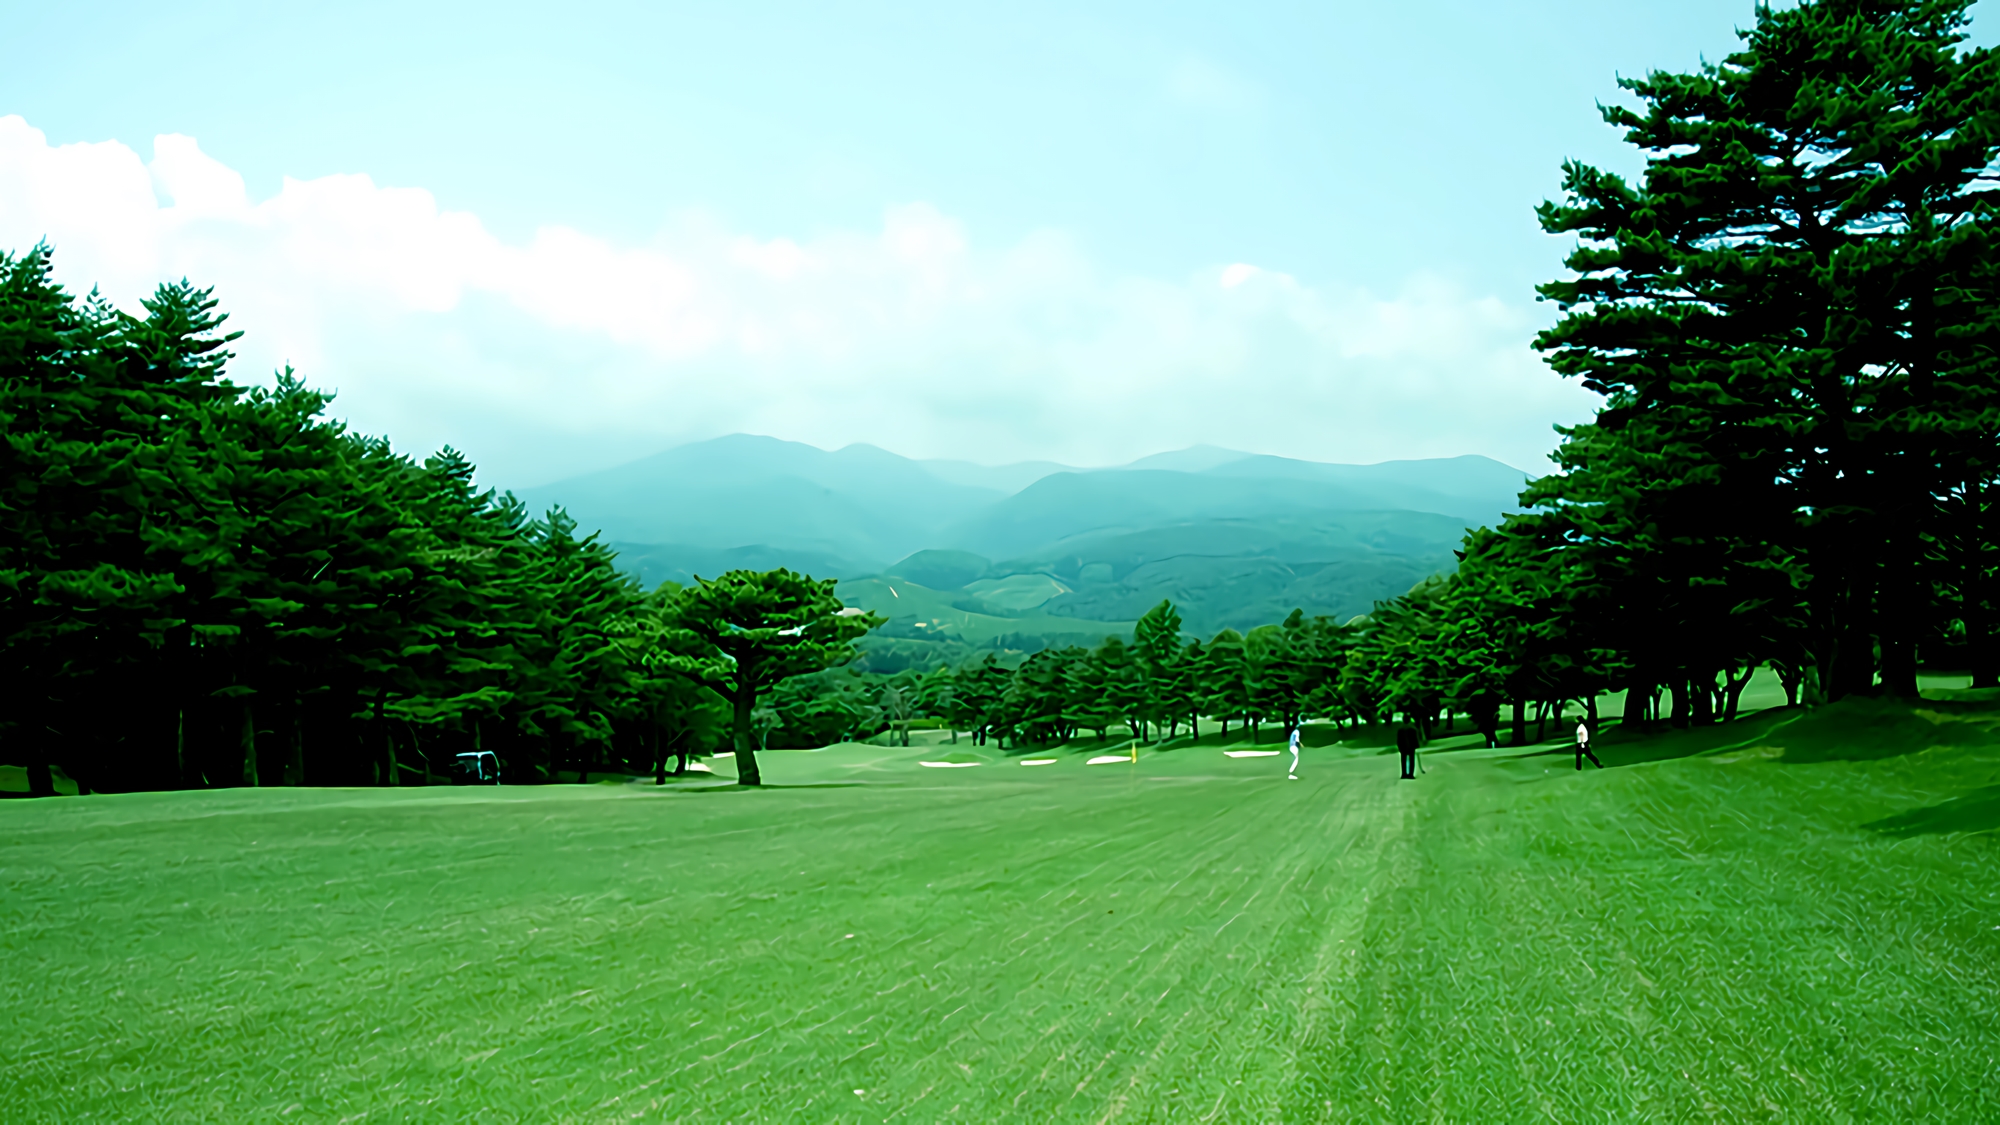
[836,574,1137,646]
[5,700,1998,1120]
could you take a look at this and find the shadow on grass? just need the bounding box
[1865,784,2000,837]
[1495,696,2000,774]
[1492,707,1805,772]
[1763,697,2000,763]
[668,781,869,793]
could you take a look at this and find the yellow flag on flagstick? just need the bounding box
[1130,739,1137,763]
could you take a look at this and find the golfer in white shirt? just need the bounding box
[1575,720,1602,770]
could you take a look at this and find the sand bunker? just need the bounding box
[1087,755,1134,765]
[1020,758,1058,766]
[919,761,980,768]
[1224,750,1283,758]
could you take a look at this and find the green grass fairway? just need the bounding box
[7,700,1999,1120]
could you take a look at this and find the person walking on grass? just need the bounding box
[1396,724,1419,780]
[1288,726,1301,780]
[1575,718,1602,771]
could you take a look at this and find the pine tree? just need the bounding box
[657,569,881,786]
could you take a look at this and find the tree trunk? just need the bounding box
[1691,673,1716,725]
[284,711,305,786]
[239,701,259,788]
[653,728,667,785]
[176,707,192,789]
[1774,663,1802,708]
[1668,679,1690,728]
[412,725,435,785]
[1802,662,1827,707]
[1881,627,1919,697]
[1475,707,1498,749]
[1723,665,1754,721]
[378,701,398,788]
[1510,698,1526,746]
[1622,681,1650,730]
[26,743,55,797]
[733,690,761,786]
[1969,472,1999,688]
[1834,605,1878,698]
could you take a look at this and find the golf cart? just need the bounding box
[452,750,501,785]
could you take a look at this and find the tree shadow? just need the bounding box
[667,781,869,793]
[1499,697,2000,770]
[1865,784,2000,837]
[1760,697,2000,764]
[1493,707,1804,771]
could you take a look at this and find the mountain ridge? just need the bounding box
[516,434,1532,651]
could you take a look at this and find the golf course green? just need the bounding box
[6,697,1997,1120]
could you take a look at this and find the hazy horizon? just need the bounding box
[521,430,1533,492]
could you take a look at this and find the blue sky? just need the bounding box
[5,1,1994,486]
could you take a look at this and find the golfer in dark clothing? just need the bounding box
[1396,725,1419,779]
[1575,720,1603,770]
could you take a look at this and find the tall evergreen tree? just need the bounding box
[657,570,880,786]
[1534,0,2000,700]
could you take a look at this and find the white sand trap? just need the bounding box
[1020,758,1058,766]
[1087,755,1134,765]
[685,761,715,774]
[919,761,980,768]
[1224,750,1283,758]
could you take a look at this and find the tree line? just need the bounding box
[0,246,876,795]
[803,2,2000,750]
[1366,0,2000,729]
[8,1,1996,794]
[755,599,1508,753]
[1491,0,2000,715]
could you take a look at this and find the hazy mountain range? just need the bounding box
[514,434,1532,648]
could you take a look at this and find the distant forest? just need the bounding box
[4,0,1997,792]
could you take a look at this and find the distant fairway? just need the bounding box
[6,701,1999,1120]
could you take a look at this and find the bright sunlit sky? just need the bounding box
[4,1,1995,487]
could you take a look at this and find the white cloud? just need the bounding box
[0,115,1595,487]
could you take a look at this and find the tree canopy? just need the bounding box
[0,244,879,794]
[656,570,882,785]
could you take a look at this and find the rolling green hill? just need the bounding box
[608,541,881,589]
[521,435,1529,643]
[937,463,1517,559]
[868,511,1470,637]
[833,574,1137,651]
